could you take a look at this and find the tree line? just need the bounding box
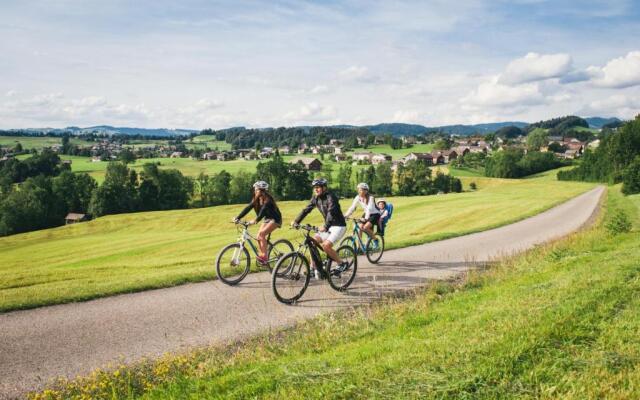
[558,115,640,195]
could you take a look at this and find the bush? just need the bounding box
[605,209,632,235]
[469,182,477,190]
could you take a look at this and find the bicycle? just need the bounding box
[340,217,385,264]
[215,220,294,286]
[271,224,358,304]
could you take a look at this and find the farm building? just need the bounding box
[289,157,322,171]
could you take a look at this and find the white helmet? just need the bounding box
[253,180,269,190]
[357,182,369,191]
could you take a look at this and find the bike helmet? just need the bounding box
[253,180,269,190]
[312,177,328,187]
[357,182,369,191]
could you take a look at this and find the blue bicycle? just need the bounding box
[340,217,385,264]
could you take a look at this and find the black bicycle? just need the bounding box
[215,221,293,285]
[271,224,357,304]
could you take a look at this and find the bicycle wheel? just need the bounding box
[271,252,311,304]
[215,243,250,285]
[327,245,358,291]
[266,239,294,272]
[366,233,385,264]
[339,235,355,249]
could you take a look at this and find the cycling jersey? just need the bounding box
[344,194,380,219]
[236,198,282,225]
[295,191,346,230]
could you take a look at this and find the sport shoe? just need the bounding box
[256,255,268,266]
[372,239,379,248]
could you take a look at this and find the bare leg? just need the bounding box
[362,221,375,240]
[322,240,342,264]
[257,222,278,258]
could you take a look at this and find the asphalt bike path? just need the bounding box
[0,186,605,399]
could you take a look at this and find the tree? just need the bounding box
[527,129,549,151]
[357,165,376,193]
[229,170,255,204]
[52,171,97,214]
[485,149,524,178]
[495,126,523,139]
[118,148,136,164]
[390,137,403,150]
[337,163,353,197]
[284,162,310,200]
[89,162,139,216]
[547,142,567,153]
[203,170,232,206]
[374,162,393,196]
[622,156,640,195]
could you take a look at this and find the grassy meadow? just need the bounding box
[0,135,94,150]
[0,173,594,312]
[30,188,640,400]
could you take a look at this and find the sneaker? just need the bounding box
[256,255,268,266]
[372,239,379,248]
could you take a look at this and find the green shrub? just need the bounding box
[622,156,640,195]
[606,209,632,234]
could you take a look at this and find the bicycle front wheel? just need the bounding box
[327,245,358,291]
[366,233,385,264]
[266,239,294,272]
[215,243,250,285]
[271,252,310,304]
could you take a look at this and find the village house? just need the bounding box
[374,136,385,145]
[334,154,348,162]
[202,151,218,160]
[402,136,417,145]
[65,213,89,225]
[329,139,344,146]
[289,156,322,171]
[278,145,291,154]
[352,151,374,162]
[402,152,434,164]
[170,151,183,158]
[371,153,392,165]
[334,146,343,155]
[297,144,309,154]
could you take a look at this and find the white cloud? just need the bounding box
[559,66,602,84]
[309,85,329,94]
[592,51,640,88]
[338,65,377,83]
[461,76,545,108]
[283,102,338,124]
[5,90,17,97]
[499,52,573,85]
[392,110,422,123]
[580,94,640,119]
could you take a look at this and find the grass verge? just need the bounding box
[29,187,640,399]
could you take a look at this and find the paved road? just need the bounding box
[0,186,604,399]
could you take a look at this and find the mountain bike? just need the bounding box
[340,217,385,264]
[215,221,293,286]
[271,224,357,304]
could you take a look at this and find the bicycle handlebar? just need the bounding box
[291,223,319,233]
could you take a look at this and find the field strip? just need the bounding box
[0,186,605,399]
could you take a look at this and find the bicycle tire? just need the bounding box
[327,245,358,291]
[366,233,385,264]
[271,252,311,304]
[215,243,250,285]
[266,239,294,272]
[339,236,355,249]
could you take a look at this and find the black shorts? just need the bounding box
[366,213,381,225]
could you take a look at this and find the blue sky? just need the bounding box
[1,0,639,129]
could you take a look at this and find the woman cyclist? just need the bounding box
[233,180,282,265]
[344,182,380,244]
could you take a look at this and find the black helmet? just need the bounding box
[312,177,328,187]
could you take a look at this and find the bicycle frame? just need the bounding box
[231,223,271,264]
[345,219,369,251]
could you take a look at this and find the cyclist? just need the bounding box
[292,177,349,275]
[344,182,380,245]
[233,180,282,265]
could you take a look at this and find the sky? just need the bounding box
[0,0,639,129]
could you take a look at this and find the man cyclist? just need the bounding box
[292,177,349,276]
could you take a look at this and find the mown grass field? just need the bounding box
[0,135,94,150]
[30,187,640,400]
[0,174,594,312]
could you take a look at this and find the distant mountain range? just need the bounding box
[5,117,621,137]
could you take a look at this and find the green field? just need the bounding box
[0,135,94,150]
[61,154,369,183]
[0,174,594,312]
[31,188,640,400]
[345,143,435,159]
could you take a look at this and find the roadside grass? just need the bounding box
[0,175,595,312]
[29,188,640,400]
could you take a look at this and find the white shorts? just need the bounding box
[316,226,347,244]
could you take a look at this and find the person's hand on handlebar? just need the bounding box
[232,217,240,224]
[291,221,300,229]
